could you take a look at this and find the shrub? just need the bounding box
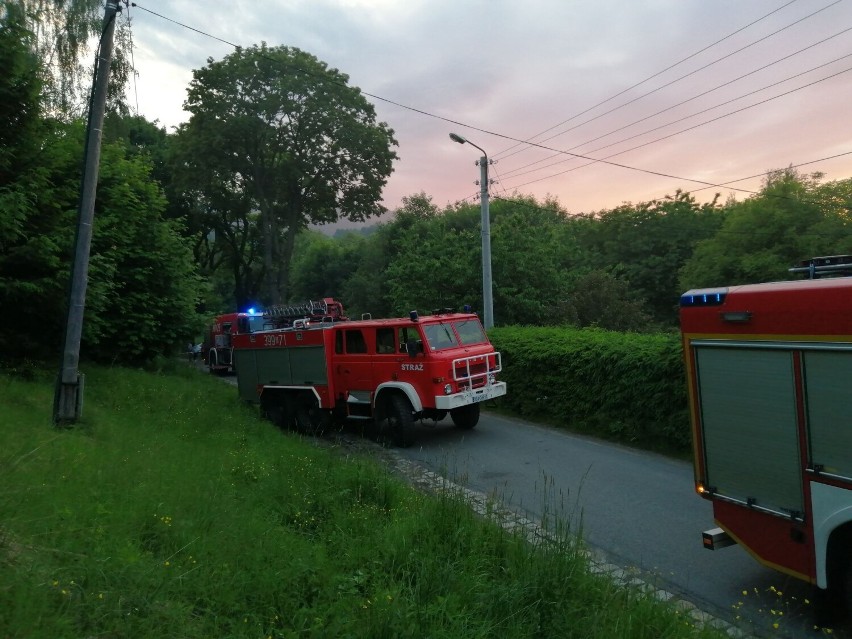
[490,327,690,452]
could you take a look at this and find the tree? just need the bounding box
[83,139,204,362]
[0,1,43,247]
[575,190,724,325]
[177,44,398,306]
[10,0,132,118]
[382,202,479,316]
[488,196,582,325]
[378,194,584,326]
[567,270,652,332]
[0,118,203,364]
[170,127,264,312]
[679,169,852,290]
[289,230,368,303]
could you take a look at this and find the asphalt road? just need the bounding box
[393,411,851,639]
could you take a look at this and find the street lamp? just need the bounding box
[449,133,493,329]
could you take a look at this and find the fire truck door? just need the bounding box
[333,328,374,397]
[694,344,804,516]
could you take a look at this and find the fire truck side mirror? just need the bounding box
[405,339,423,358]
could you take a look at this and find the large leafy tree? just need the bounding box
[679,169,852,290]
[10,0,132,118]
[574,190,724,325]
[0,117,203,364]
[379,194,583,325]
[170,128,263,312]
[488,196,582,325]
[176,44,398,307]
[0,1,42,243]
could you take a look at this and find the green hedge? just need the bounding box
[488,327,690,452]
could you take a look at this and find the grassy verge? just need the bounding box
[1,363,725,638]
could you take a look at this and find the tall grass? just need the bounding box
[0,364,725,638]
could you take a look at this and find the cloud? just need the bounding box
[126,0,852,213]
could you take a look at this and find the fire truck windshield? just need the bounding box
[422,323,459,350]
[422,319,488,351]
[453,318,487,345]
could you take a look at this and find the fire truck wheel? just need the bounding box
[260,395,288,430]
[824,535,852,622]
[294,394,326,436]
[450,403,480,429]
[386,394,416,448]
[838,551,852,619]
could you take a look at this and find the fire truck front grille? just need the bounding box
[456,363,488,389]
[455,362,487,377]
[452,353,502,390]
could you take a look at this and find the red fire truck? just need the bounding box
[203,299,346,375]
[231,302,506,447]
[680,256,852,607]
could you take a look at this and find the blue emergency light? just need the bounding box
[679,288,728,307]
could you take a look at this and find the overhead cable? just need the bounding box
[491,0,804,160]
[494,0,842,163]
[500,26,852,179]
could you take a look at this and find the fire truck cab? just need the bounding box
[202,311,268,375]
[232,304,506,447]
[680,256,852,607]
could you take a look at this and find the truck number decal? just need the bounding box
[401,363,423,371]
[264,334,284,347]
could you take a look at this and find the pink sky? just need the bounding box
[127,0,852,220]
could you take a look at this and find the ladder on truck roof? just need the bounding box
[263,298,347,324]
[788,255,852,279]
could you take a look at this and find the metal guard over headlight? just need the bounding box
[443,383,453,395]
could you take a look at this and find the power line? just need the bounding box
[657,149,852,199]
[125,3,737,194]
[499,26,852,179]
[503,63,852,195]
[493,0,840,163]
[489,149,852,223]
[124,0,140,116]
[490,0,804,161]
[502,51,852,183]
[130,3,241,48]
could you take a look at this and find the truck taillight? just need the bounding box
[696,482,707,495]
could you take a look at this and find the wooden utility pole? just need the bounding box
[53,0,121,424]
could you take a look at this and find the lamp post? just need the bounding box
[449,133,493,329]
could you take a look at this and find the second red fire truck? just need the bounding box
[680,256,852,611]
[231,301,506,447]
[202,299,346,374]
